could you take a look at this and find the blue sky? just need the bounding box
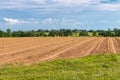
[0,0,120,30]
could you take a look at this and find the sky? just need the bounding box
[0,0,120,31]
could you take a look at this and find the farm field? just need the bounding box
[0,37,120,65]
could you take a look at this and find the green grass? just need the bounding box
[0,54,120,80]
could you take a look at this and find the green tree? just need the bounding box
[48,30,57,37]
[63,29,72,36]
[93,31,97,36]
[6,28,11,37]
[79,31,88,36]
[0,30,5,37]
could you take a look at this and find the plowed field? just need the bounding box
[0,37,119,65]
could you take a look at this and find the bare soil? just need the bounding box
[0,37,119,65]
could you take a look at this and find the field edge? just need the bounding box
[0,53,120,80]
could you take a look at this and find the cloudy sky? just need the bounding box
[0,0,120,30]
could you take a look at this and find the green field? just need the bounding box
[0,54,120,80]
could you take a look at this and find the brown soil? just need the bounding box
[0,37,120,65]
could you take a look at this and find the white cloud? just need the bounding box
[61,18,82,28]
[3,17,20,25]
[0,0,100,9]
[33,0,45,4]
[42,18,57,24]
[53,0,100,6]
[41,18,82,29]
[0,0,120,11]
[3,17,39,25]
[97,3,120,11]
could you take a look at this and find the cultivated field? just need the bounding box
[0,37,120,65]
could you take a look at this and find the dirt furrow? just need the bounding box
[0,38,85,65]
[55,38,99,59]
[79,38,103,57]
[110,37,117,53]
[0,38,77,56]
[0,37,119,65]
[0,38,74,53]
[113,37,120,52]
[37,38,97,62]
[89,37,105,54]
[94,38,109,53]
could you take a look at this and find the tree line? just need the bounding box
[1,28,120,37]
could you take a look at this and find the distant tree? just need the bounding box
[89,30,93,32]
[6,28,11,37]
[27,30,36,37]
[79,31,88,36]
[98,31,109,37]
[12,31,21,37]
[113,28,120,36]
[1,28,120,37]
[73,29,78,32]
[63,29,72,36]
[0,30,5,37]
[93,31,97,36]
[49,30,57,37]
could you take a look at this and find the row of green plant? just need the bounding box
[1,28,120,37]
